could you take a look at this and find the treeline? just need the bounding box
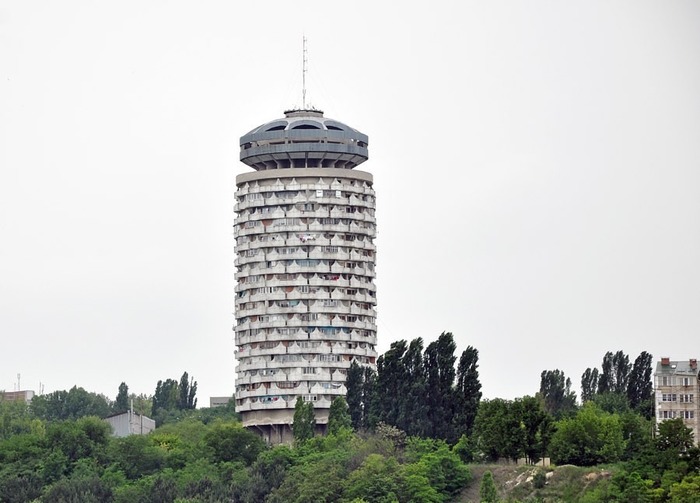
[0,398,472,502]
[23,371,206,428]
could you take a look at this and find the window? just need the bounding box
[302,367,317,374]
[683,377,691,386]
[680,394,694,403]
[322,299,338,307]
[319,354,342,362]
[244,221,259,229]
[316,189,323,197]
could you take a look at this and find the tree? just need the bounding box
[402,337,429,437]
[178,371,198,410]
[581,367,599,403]
[292,397,315,442]
[153,378,178,414]
[612,350,631,394]
[30,386,111,421]
[598,351,614,394]
[454,345,482,437]
[518,395,550,464]
[627,351,654,418]
[538,369,577,418]
[327,396,352,435]
[473,399,524,462]
[548,402,625,466]
[423,332,457,441]
[346,361,364,430]
[204,421,265,465]
[480,470,499,503]
[114,382,129,413]
[375,340,408,430]
[656,418,694,453]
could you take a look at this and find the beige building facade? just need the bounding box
[234,109,378,443]
[654,357,700,445]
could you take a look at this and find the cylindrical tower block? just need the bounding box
[234,109,377,443]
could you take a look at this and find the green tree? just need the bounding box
[114,382,129,414]
[656,418,694,453]
[402,337,429,437]
[538,369,577,418]
[153,378,178,415]
[347,361,365,430]
[480,470,498,502]
[423,332,457,441]
[454,345,482,437]
[177,371,198,410]
[473,399,524,462]
[204,421,265,465]
[581,367,599,403]
[343,453,402,503]
[598,351,614,394]
[548,402,625,466]
[375,340,408,430]
[328,396,352,435]
[292,397,315,443]
[30,387,111,421]
[518,395,550,464]
[627,351,654,418]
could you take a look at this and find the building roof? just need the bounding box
[655,358,699,376]
[239,109,369,170]
[242,109,365,138]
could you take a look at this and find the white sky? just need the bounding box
[1,1,699,405]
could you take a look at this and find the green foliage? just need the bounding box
[423,332,458,441]
[480,470,498,502]
[177,372,198,410]
[292,397,316,443]
[581,367,599,403]
[344,453,401,502]
[153,379,179,416]
[43,476,114,503]
[115,382,129,414]
[548,402,625,466]
[473,399,525,462]
[328,396,353,435]
[0,399,36,440]
[30,386,112,421]
[626,351,654,418]
[537,369,577,419]
[203,421,264,465]
[656,418,695,452]
[107,435,165,480]
[454,345,482,437]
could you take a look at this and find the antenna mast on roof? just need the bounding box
[302,36,308,109]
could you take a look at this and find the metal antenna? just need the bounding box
[302,36,308,109]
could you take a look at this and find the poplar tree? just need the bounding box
[293,397,316,442]
[454,345,482,436]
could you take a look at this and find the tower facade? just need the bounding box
[234,109,377,443]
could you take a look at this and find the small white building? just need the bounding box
[104,410,156,437]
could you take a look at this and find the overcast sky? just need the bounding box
[1,1,699,405]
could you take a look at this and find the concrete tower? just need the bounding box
[234,108,378,443]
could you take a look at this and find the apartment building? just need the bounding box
[654,357,700,445]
